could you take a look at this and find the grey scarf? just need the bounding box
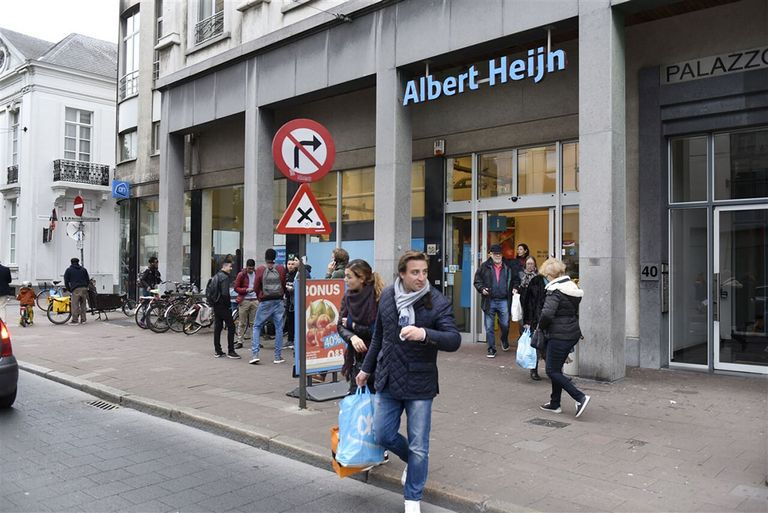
[394,277,430,327]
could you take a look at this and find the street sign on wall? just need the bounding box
[272,119,335,183]
[73,195,84,217]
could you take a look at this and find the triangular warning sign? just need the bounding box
[276,183,332,235]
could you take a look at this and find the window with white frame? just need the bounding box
[120,129,137,162]
[8,200,16,264]
[120,10,140,100]
[195,0,224,45]
[64,108,92,162]
[151,122,160,155]
[10,110,19,166]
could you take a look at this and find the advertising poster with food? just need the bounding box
[294,279,346,375]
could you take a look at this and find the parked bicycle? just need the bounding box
[46,294,72,324]
[182,298,214,335]
[36,281,69,311]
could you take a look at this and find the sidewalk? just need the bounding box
[9,311,768,513]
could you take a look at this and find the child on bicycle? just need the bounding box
[17,281,35,326]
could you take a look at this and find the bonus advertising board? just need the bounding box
[293,279,346,375]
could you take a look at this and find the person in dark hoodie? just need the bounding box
[64,257,90,324]
[537,257,590,418]
[473,244,518,358]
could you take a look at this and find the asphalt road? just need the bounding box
[0,372,454,513]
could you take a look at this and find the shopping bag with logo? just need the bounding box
[510,292,523,322]
[336,386,386,468]
[516,327,537,369]
[330,426,370,478]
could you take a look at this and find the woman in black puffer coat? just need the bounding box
[520,256,545,381]
[537,258,591,419]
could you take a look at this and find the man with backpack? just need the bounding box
[207,256,240,359]
[249,248,287,365]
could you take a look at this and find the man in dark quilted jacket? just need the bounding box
[356,251,460,513]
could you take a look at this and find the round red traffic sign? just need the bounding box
[272,119,335,183]
[73,195,84,217]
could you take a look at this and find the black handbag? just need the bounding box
[530,328,546,351]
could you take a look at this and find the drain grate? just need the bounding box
[86,400,119,411]
[526,417,570,429]
[627,438,648,448]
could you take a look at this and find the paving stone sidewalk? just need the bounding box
[8,312,768,513]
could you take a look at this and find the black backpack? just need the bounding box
[205,274,221,304]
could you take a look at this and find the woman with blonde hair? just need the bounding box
[537,258,591,418]
[338,259,384,393]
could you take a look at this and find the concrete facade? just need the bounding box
[116,0,768,378]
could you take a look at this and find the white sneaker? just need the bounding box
[248,357,260,364]
[401,465,407,486]
[404,499,421,513]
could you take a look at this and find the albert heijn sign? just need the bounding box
[273,119,335,235]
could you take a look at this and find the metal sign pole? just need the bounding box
[298,234,308,410]
[79,220,84,266]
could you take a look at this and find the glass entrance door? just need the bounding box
[714,206,768,373]
[476,209,554,342]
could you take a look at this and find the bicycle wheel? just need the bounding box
[122,298,137,317]
[165,303,187,333]
[47,303,72,325]
[146,303,170,333]
[183,319,203,335]
[135,302,150,329]
[36,289,51,311]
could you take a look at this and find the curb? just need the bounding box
[19,362,533,513]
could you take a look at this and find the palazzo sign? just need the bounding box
[662,45,768,84]
[403,46,567,106]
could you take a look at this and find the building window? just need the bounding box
[9,110,19,166]
[153,0,163,82]
[562,142,579,192]
[151,122,160,155]
[714,128,768,200]
[479,151,513,198]
[120,130,137,162]
[120,10,140,100]
[8,200,16,264]
[518,145,556,195]
[670,136,707,203]
[64,108,92,162]
[447,156,472,202]
[195,0,224,45]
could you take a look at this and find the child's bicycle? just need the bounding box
[19,304,34,327]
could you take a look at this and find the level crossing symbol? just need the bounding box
[275,183,332,235]
[272,119,335,183]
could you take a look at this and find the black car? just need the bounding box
[0,317,18,408]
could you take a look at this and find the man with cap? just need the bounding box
[64,257,90,324]
[473,244,518,357]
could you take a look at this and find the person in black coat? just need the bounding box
[338,259,383,394]
[210,256,239,359]
[473,244,518,357]
[64,257,90,324]
[356,251,460,513]
[537,258,591,419]
[520,256,544,381]
[0,261,12,322]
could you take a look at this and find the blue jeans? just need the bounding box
[545,338,586,407]
[484,299,509,351]
[373,389,433,501]
[252,299,284,360]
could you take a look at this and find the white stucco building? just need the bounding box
[0,28,119,292]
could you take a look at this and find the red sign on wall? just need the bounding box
[73,195,84,217]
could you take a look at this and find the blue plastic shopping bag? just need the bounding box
[516,327,537,369]
[336,386,386,467]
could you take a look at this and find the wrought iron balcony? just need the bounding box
[118,70,139,101]
[194,10,224,45]
[7,165,18,184]
[53,159,110,186]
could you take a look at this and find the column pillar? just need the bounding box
[158,93,185,283]
[578,1,627,381]
[374,8,412,282]
[244,58,275,263]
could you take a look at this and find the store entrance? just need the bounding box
[444,208,563,343]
